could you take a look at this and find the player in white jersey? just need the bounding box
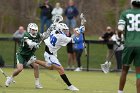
[29,23,85,91]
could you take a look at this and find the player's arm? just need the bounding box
[117,12,126,39]
[24,37,39,49]
[57,34,72,46]
[118,21,125,39]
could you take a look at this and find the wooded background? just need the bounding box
[0,0,130,35]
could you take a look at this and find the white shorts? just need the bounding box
[44,52,61,66]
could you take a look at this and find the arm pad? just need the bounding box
[26,39,38,49]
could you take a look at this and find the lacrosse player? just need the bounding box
[5,23,44,89]
[29,23,85,91]
[117,0,140,93]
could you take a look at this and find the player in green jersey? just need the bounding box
[5,23,43,89]
[118,0,140,93]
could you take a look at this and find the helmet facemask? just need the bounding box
[56,23,69,35]
[27,23,38,37]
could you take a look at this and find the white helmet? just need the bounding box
[59,23,69,30]
[27,23,38,37]
[56,23,69,34]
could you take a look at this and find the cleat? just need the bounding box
[35,84,43,89]
[5,77,13,87]
[67,85,79,91]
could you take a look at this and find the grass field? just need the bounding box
[0,68,136,93]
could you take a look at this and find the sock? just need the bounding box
[118,90,123,93]
[35,78,40,85]
[60,74,72,86]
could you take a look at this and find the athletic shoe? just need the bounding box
[5,77,13,87]
[74,67,81,72]
[35,84,43,89]
[67,85,79,91]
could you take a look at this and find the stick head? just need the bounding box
[53,15,63,23]
[101,61,111,74]
[80,13,86,25]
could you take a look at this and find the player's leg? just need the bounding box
[134,47,140,93]
[118,47,134,93]
[31,62,43,89]
[35,59,78,90]
[44,52,79,91]
[135,67,140,93]
[35,60,53,70]
[118,66,129,92]
[52,64,79,91]
[12,63,24,77]
[5,54,24,87]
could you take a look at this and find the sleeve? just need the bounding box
[25,39,39,49]
[74,7,79,17]
[118,11,126,31]
[58,34,72,46]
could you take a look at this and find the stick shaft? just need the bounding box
[0,68,8,77]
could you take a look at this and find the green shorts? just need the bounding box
[122,47,140,67]
[16,53,34,65]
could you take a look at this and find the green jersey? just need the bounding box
[118,8,140,47]
[17,32,41,56]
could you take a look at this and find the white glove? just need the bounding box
[34,43,40,49]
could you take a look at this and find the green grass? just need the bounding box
[0,68,136,93]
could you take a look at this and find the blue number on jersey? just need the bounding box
[50,34,57,46]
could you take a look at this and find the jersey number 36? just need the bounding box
[127,14,140,31]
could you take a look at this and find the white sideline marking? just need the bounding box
[93,90,110,92]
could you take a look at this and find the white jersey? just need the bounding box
[44,30,72,56]
[111,34,124,51]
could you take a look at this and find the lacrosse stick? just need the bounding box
[0,68,16,83]
[100,42,121,74]
[39,15,63,45]
[53,15,63,23]
[80,13,87,56]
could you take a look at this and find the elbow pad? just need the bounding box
[26,39,38,49]
[118,25,125,31]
